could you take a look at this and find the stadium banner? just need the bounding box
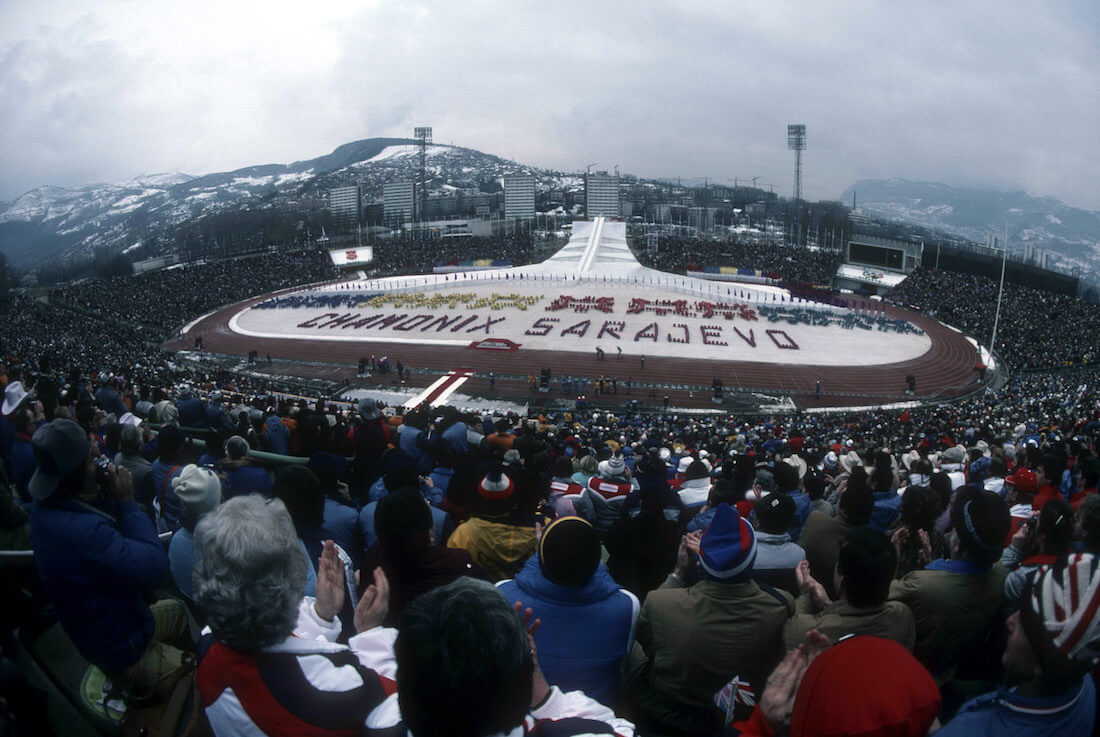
[686,270,774,285]
[329,247,374,267]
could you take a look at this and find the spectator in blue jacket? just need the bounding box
[935,554,1100,736]
[9,402,43,501]
[150,423,186,532]
[168,464,222,600]
[773,458,812,542]
[28,419,192,699]
[869,461,902,533]
[175,384,206,428]
[204,390,233,433]
[221,435,274,499]
[308,451,358,559]
[497,516,638,704]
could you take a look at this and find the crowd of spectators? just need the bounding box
[637,236,845,285]
[370,233,539,277]
[889,268,1100,371]
[3,349,1100,733]
[53,250,338,334]
[5,239,1100,734]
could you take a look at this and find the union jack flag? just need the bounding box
[714,675,755,723]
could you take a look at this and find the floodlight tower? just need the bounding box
[414,126,432,223]
[787,124,806,202]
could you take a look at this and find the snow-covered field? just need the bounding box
[231,279,929,367]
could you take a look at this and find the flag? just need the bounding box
[714,675,756,724]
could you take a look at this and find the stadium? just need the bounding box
[168,218,986,414]
[5,216,1100,736]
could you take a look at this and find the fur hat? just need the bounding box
[539,516,601,588]
[172,464,222,518]
[29,419,90,499]
[698,503,757,581]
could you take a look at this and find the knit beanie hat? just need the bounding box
[698,503,756,581]
[539,516,601,588]
[225,435,250,460]
[172,464,222,518]
[684,460,709,480]
[950,487,1010,556]
[756,493,796,534]
[599,453,626,478]
[789,636,940,737]
[478,468,514,503]
[1022,553,1100,667]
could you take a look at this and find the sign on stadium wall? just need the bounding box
[329,247,374,267]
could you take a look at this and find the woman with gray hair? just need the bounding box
[193,495,393,735]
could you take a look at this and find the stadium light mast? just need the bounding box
[414,126,432,226]
[787,124,806,202]
[987,223,1009,369]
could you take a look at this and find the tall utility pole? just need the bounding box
[414,127,432,225]
[787,124,806,202]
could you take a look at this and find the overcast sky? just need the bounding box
[2,1,1097,209]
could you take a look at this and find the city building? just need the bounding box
[328,185,360,229]
[585,171,620,218]
[503,175,536,221]
[383,181,416,227]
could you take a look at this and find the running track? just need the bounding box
[165,295,984,411]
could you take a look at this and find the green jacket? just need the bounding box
[889,559,1006,682]
[783,597,916,651]
[799,510,853,599]
[634,575,793,733]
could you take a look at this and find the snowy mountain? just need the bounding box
[840,179,1100,274]
[0,138,581,268]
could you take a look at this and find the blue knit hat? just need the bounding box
[699,503,757,581]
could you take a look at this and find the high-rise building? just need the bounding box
[503,175,535,221]
[328,185,361,229]
[383,181,416,226]
[585,171,620,218]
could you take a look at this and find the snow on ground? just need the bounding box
[232,279,929,367]
[363,145,450,164]
[339,387,529,416]
[230,218,931,368]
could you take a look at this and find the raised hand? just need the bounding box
[353,566,391,633]
[314,540,345,622]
